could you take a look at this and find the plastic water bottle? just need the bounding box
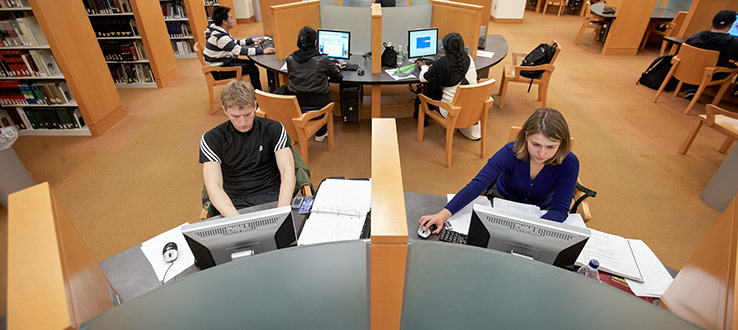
[396,44,403,66]
[577,259,601,282]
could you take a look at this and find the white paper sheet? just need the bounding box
[298,179,371,245]
[476,50,495,58]
[384,69,417,80]
[280,62,287,71]
[446,194,491,234]
[492,197,542,218]
[298,213,367,245]
[625,239,674,297]
[140,223,194,283]
[575,229,643,282]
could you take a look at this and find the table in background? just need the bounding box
[591,2,678,43]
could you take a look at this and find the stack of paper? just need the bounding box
[298,179,371,245]
[575,229,643,282]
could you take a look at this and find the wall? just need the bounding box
[491,0,525,19]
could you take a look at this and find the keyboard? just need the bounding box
[439,227,467,245]
[341,64,359,71]
[257,39,274,49]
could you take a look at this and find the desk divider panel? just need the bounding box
[677,0,734,39]
[260,0,298,37]
[7,183,114,329]
[381,5,433,53]
[372,4,382,74]
[271,0,321,59]
[370,119,409,330]
[431,0,482,58]
[600,0,659,56]
[320,5,373,55]
[659,194,738,330]
[452,0,491,34]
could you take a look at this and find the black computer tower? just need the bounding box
[340,84,362,123]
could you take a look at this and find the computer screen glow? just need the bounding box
[408,28,438,58]
[318,29,350,59]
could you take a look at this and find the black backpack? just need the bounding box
[520,42,557,91]
[381,42,398,68]
[637,55,675,90]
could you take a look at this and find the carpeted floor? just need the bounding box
[2,12,736,315]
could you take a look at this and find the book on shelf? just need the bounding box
[100,40,146,61]
[0,49,60,77]
[8,107,84,130]
[83,0,132,14]
[172,39,193,55]
[0,108,26,129]
[0,80,74,105]
[0,16,48,47]
[90,17,137,37]
[161,1,187,19]
[109,63,154,84]
[0,0,30,9]
[165,22,191,38]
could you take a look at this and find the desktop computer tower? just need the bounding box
[340,84,362,123]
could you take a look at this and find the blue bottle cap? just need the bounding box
[589,259,600,269]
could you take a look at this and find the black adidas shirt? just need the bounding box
[199,117,291,199]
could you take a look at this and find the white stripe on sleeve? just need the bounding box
[200,134,222,163]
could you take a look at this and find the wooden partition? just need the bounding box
[7,183,114,329]
[601,0,659,55]
[677,0,734,39]
[370,119,409,330]
[260,0,296,37]
[659,194,738,329]
[130,0,180,87]
[29,0,125,136]
[271,0,321,59]
[431,0,483,58]
[454,0,491,34]
[371,4,383,119]
[184,0,210,50]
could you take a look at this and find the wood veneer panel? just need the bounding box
[184,0,210,50]
[678,0,735,39]
[601,0,659,56]
[432,0,482,58]
[371,4,382,74]
[29,0,125,136]
[7,183,113,329]
[130,0,179,88]
[271,0,320,59]
[260,0,295,37]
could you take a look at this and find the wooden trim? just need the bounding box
[8,183,113,329]
[370,119,408,330]
[371,4,382,74]
[371,85,382,118]
[271,0,321,59]
[601,47,640,56]
[490,16,524,23]
[184,0,209,52]
[88,105,126,136]
[236,17,255,24]
[432,0,482,58]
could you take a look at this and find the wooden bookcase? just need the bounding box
[84,0,179,88]
[182,0,209,51]
[204,0,238,35]
[0,0,125,136]
[161,0,196,58]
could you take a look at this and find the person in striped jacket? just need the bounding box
[203,6,274,90]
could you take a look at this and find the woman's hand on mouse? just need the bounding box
[419,209,451,234]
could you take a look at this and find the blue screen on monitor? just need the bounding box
[408,28,438,59]
[318,29,350,59]
[729,15,738,37]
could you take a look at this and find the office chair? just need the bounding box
[194,42,245,115]
[679,104,738,155]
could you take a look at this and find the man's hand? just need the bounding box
[252,37,265,43]
[203,162,239,217]
[263,47,275,54]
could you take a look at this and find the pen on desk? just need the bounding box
[611,276,628,285]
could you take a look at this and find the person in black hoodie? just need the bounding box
[286,26,343,141]
[683,10,738,97]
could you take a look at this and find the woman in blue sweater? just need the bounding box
[419,107,579,233]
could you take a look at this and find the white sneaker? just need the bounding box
[458,122,481,141]
[315,133,327,142]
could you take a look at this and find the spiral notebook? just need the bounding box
[297,178,371,245]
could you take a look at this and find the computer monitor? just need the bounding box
[317,29,351,59]
[182,206,297,270]
[466,204,590,268]
[729,15,738,37]
[408,28,438,59]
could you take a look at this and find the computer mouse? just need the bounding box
[162,242,178,262]
[417,224,437,239]
[357,68,364,76]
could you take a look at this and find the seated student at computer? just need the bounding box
[204,6,274,91]
[285,26,343,142]
[199,81,296,217]
[419,108,579,233]
[415,33,480,140]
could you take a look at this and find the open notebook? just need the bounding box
[297,178,371,245]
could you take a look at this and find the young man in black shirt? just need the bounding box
[199,81,295,217]
[683,10,738,98]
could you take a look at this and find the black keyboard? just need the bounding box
[439,227,467,245]
[257,39,274,49]
[341,64,359,71]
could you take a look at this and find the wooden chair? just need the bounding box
[652,44,738,115]
[254,89,335,165]
[574,1,604,45]
[679,104,738,155]
[194,42,243,115]
[543,0,566,16]
[417,78,497,168]
[507,126,594,222]
[658,11,687,56]
[498,41,561,110]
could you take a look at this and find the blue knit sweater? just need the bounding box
[445,142,579,222]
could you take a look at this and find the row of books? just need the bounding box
[171,39,194,55]
[165,22,191,38]
[0,108,85,131]
[203,0,220,5]
[109,63,154,84]
[90,18,138,38]
[0,16,47,47]
[161,2,187,19]
[83,0,132,15]
[100,40,147,62]
[0,80,74,106]
[0,49,61,78]
[0,0,29,9]
[205,6,216,21]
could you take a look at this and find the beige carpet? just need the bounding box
[2,12,736,314]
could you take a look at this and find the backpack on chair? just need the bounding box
[637,55,677,90]
[520,42,558,92]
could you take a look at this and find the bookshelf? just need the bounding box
[0,0,125,136]
[161,0,196,59]
[204,0,237,35]
[83,0,179,88]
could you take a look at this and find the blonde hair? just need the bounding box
[512,108,571,166]
[220,80,256,109]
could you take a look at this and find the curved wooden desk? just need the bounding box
[247,34,508,118]
[591,2,679,45]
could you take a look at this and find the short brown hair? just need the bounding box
[512,107,571,166]
[220,80,255,110]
